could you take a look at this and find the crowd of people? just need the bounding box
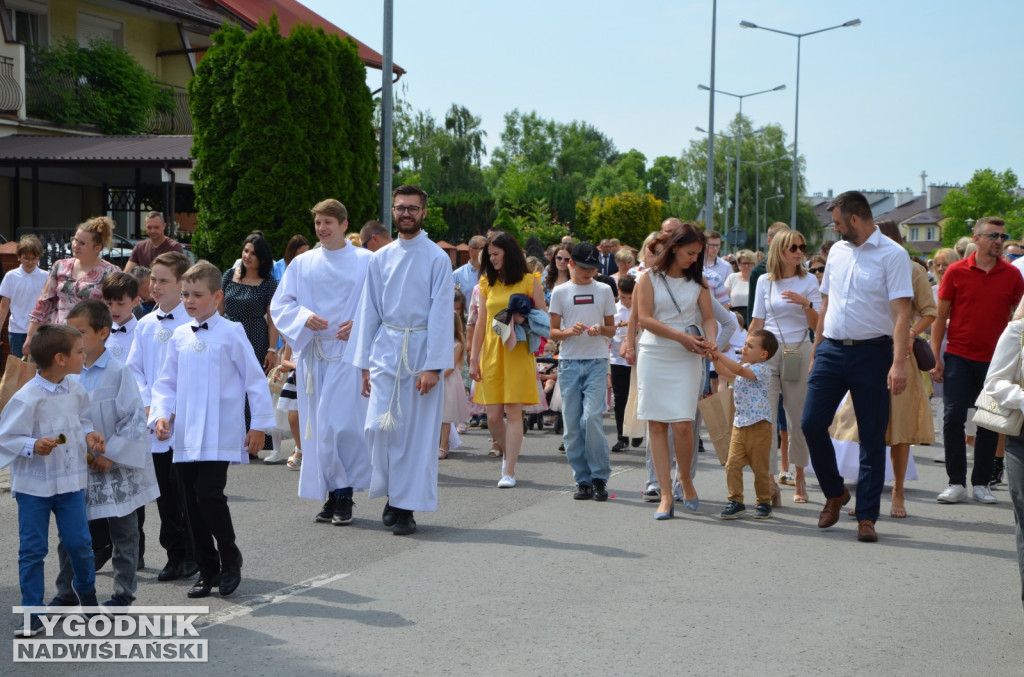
[2,187,1023,637]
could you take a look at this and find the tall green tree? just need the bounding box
[941,168,1024,245]
[190,18,376,268]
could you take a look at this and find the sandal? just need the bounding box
[890,490,907,518]
[438,447,449,460]
[794,477,808,503]
[487,442,503,458]
[287,452,302,471]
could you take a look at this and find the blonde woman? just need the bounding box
[749,229,821,504]
[724,249,756,318]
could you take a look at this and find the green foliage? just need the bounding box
[575,192,663,248]
[941,168,1024,246]
[29,38,173,134]
[430,193,495,244]
[422,205,449,242]
[190,18,376,268]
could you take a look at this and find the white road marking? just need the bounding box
[197,572,350,629]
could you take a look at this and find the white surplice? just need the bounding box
[270,244,371,499]
[74,351,158,519]
[347,231,454,512]
[106,314,138,363]
[148,313,275,464]
[127,301,190,454]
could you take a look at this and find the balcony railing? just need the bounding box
[0,55,23,114]
[145,85,192,135]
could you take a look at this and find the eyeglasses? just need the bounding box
[555,256,570,262]
[392,205,422,214]
[809,266,825,274]
[787,243,807,253]
[1007,253,1022,261]
[980,232,1010,242]
[707,242,721,248]
[738,261,754,266]
[362,233,377,249]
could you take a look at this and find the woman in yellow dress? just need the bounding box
[469,233,547,488]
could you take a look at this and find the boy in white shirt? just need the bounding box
[0,324,106,636]
[608,275,635,453]
[151,261,274,599]
[549,243,617,501]
[102,272,140,363]
[0,235,48,358]
[127,251,195,583]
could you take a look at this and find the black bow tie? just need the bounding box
[191,323,208,333]
[157,313,174,321]
[112,326,127,333]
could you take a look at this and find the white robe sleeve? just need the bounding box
[149,334,180,427]
[234,322,276,431]
[270,259,315,352]
[348,257,384,371]
[421,253,455,372]
[100,366,149,469]
[125,334,151,407]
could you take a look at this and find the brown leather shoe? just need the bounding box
[817,487,851,528]
[857,519,878,543]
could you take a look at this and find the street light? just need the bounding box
[763,194,785,246]
[740,18,861,228]
[698,84,786,235]
[703,0,719,229]
[741,155,791,248]
[696,126,766,231]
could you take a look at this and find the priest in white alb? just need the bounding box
[271,199,371,527]
[348,185,454,536]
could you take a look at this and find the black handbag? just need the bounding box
[912,337,935,371]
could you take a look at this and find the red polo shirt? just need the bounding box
[938,252,1024,362]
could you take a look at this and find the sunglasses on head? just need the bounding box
[787,243,807,253]
[809,266,825,274]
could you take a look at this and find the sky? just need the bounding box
[299,1,1024,198]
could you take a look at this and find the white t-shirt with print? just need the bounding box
[549,280,616,361]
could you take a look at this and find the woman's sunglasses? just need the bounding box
[809,266,825,274]
[555,256,571,262]
[788,243,807,253]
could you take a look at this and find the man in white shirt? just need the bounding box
[800,191,912,543]
[452,235,486,293]
[704,230,734,299]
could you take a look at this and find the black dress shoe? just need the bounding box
[592,479,609,502]
[158,560,184,582]
[187,574,220,599]
[219,556,242,596]
[382,501,398,527]
[136,556,145,571]
[182,560,199,578]
[392,509,416,536]
[631,437,643,448]
[94,545,113,572]
[611,439,627,453]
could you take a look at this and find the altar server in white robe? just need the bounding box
[150,261,274,599]
[271,198,371,526]
[348,184,454,536]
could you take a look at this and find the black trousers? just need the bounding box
[176,461,240,577]
[610,364,631,440]
[153,450,194,563]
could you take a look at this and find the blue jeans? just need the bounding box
[1005,434,1024,610]
[942,353,998,487]
[16,490,95,607]
[801,339,892,523]
[559,359,611,485]
[9,332,26,358]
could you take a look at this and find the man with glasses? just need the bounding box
[1004,241,1024,264]
[931,216,1024,505]
[452,235,487,293]
[359,220,393,253]
[348,185,454,536]
[704,230,734,302]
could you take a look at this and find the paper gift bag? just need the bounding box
[0,355,36,415]
[697,389,735,466]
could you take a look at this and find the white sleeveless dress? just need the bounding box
[636,273,704,423]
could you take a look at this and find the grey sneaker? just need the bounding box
[937,484,968,503]
[972,485,997,504]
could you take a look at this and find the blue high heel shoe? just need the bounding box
[653,505,675,520]
[682,496,700,512]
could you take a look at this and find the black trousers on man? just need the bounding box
[176,461,240,578]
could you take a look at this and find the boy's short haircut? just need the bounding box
[67,299,113,332]
[311,199,348,223]
[30,324,81,369]
[151,251,191,280]
[749,329,779,360]
[618,274,636,295]
[181,260,222,293]
[101,272,139,301]
[128,266,151,281]
[16,234,44,258]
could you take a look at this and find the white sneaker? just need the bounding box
[972,485,997,504]
[263,448,288,464]
[937,484,968,503]
[497,475,516,488]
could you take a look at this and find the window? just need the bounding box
[907,227,920,242]
[926,226,937,241]
[78,11,123,48]
[6,0,48,48]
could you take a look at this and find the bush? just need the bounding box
[28,38,173,134]
[575,192,663,248]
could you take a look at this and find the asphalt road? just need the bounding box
[0,409,1021,676]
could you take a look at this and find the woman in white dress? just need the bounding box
[634,223,717,519]
[749,229,821,504]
